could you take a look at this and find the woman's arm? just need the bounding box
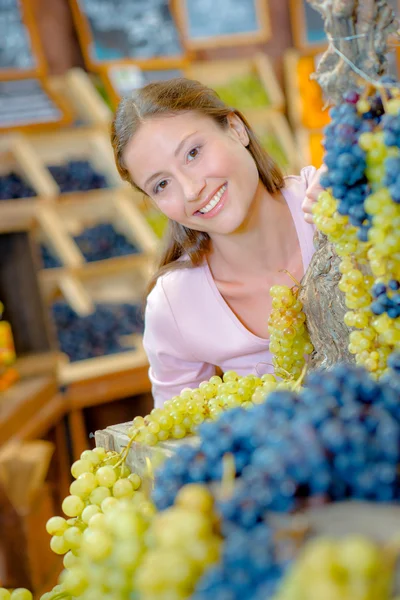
[143,279,215,408]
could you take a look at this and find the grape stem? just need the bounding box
[113,428,142,468]
[279,269,302,289]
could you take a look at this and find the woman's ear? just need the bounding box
[227,113,250,147]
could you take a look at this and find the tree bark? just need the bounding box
[300,0,398,371]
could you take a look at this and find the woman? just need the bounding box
[111,78,323,407]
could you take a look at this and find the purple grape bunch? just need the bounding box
[153,363,400,600]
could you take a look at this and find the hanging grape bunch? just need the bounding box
[298,0,399,375]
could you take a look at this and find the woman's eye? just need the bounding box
[187,146,200,162]
[155,180,168,194]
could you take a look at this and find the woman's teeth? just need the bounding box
[199,183,227,214]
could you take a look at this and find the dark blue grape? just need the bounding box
[48,160,109,193]
[0,172,36,200]
[52,301,144,362]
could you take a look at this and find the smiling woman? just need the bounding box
[111,78,323,407]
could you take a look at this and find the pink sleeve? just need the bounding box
[300,165,318,188]
[142,278,215,408]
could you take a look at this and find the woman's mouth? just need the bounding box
[194,183,228,218]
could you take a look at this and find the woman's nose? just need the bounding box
[182,176,206,202]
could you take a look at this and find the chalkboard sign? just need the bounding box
[291,0,399,50]
[0,0,46,79]
[101,64,184,108]
[0,79,72,131]
[176,0,270,49]
[70,0,186,71]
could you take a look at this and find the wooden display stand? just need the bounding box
[185,53,285,114]
[95,420,198,478]
[248,110,303,174]
[40,260,153,460]
[175,0,271,50]
[0,134,58,232]
[36,189,158,271]
[69,0,188,71]
[47,68,113,130]
[26,128,123,195]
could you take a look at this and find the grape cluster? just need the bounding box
[73,223,140,262]
[152,364,400,599]
[127,370,299,448]
[371,280,400,319]
[135,484,222,599]
[320,91,372,240]
[52,302,144,362]
[275,536,394,600]
[48,160,108,193]
[41,462,220,600]
[0,591,32,600]
[193,524,283,600]
[40,244,62,269]
[0,172,36,200]
[268,284,313,379]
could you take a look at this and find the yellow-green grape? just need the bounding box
[214,73,270,110]
[268,284,313,380]
[274,535,394,600]
[0,591,33,600]
[135,484,221,599]
[312,189,395,377]
[3,591,32,600]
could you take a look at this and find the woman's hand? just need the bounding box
[302,164,327,224]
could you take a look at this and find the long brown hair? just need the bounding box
[111,78,285,293]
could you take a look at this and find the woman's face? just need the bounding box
[123,111,260,236]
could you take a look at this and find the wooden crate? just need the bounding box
[284,48,331,131]
[95,420,199,478]
[47,68,113,130]
[185,53,284,113]
[296,128,325,169]
[0,134,58,232]
[248,110,302,175]
[40,260,152,384]
[26,128,123,198]
[36,189,159,271]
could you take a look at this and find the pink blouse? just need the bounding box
[143,166,317,407]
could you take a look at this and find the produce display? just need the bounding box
[48,160,109,193]
[296,55,330,129]
[40,244,62,269]
[214,73,270,110]
[73,223,140,263]
[2,361,398,600]
[0,172,36,200]
[52,301,144,362]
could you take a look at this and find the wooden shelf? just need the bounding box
[185,53,285,113]
[64,358,150,409]
[0,375,59,444]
